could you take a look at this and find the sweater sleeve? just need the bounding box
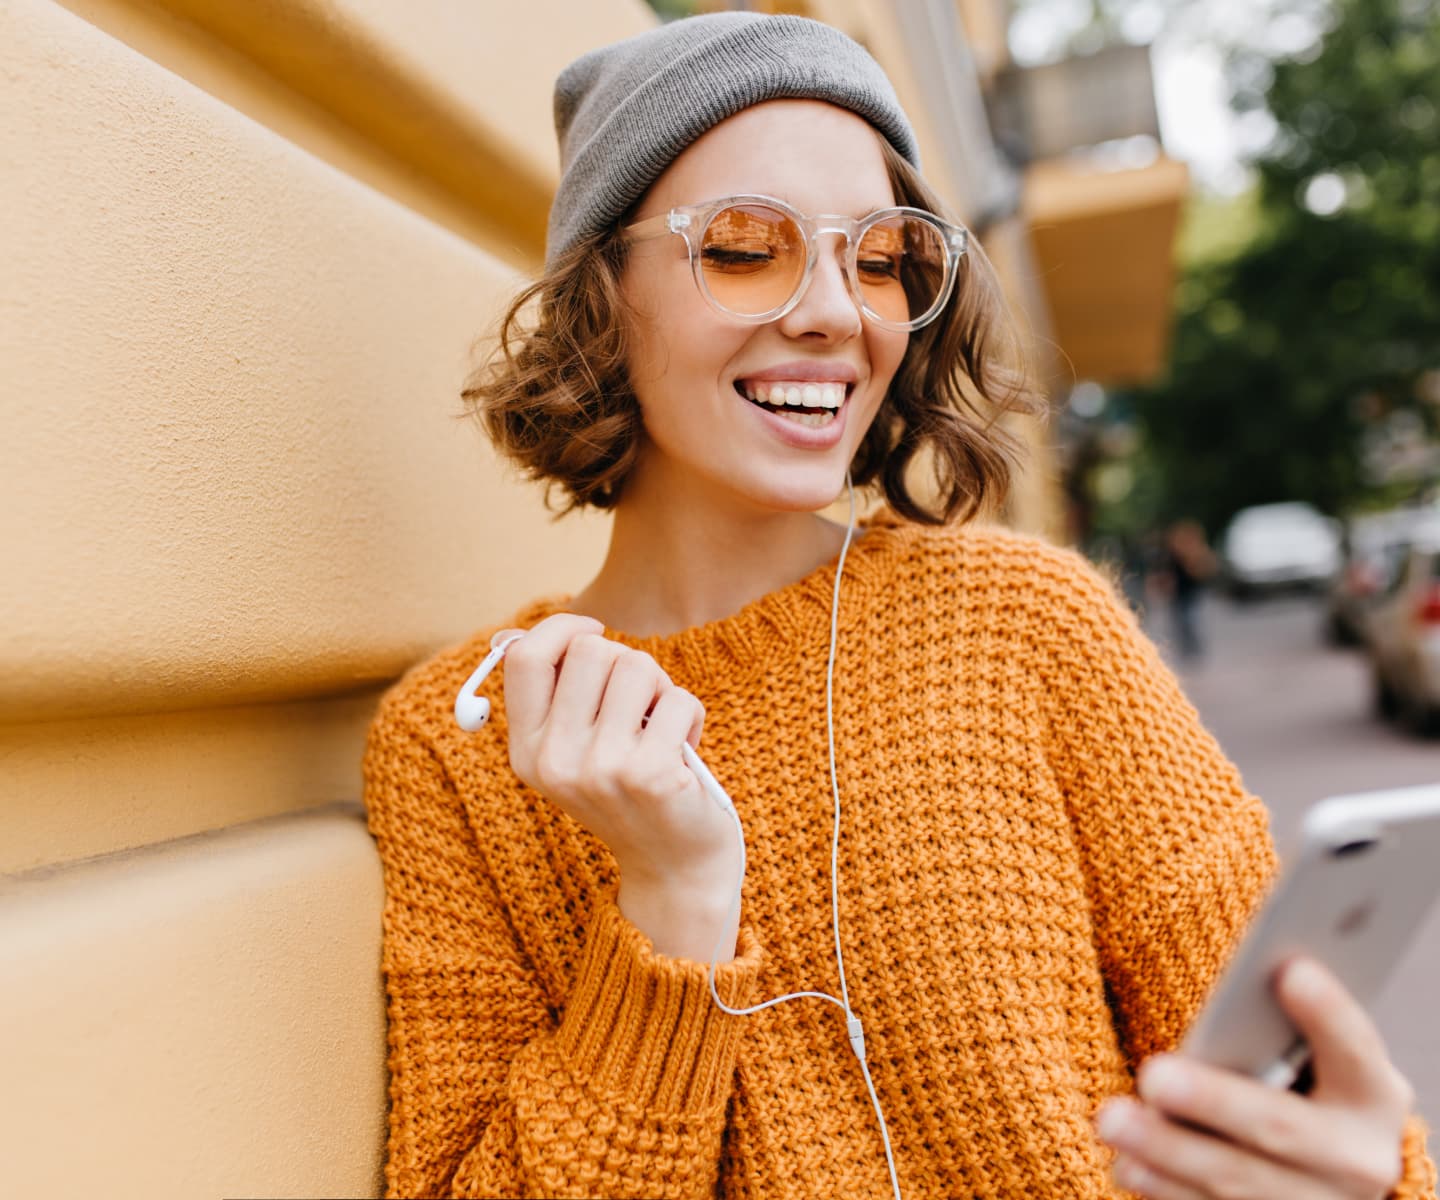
[363,699,762,1200]
[1033,549,1436,1197]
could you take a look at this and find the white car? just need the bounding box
[1325,506,1440,645]
[1368,529,1440,735]
[1220,502,1342,598]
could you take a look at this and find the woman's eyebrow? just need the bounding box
[739,194,892,219]
[818,203,898,219]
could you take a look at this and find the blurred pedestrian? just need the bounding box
[1161,518,1218,660]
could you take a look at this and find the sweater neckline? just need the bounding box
[515,508,921,687]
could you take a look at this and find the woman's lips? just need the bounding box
[733,380,852,448]
[735,360,860,385]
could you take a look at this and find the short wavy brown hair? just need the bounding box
[463,138,1044,525]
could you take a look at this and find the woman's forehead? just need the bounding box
[642,100,895,216]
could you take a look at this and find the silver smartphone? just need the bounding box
[1179,783,1440,1089]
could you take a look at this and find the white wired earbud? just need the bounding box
[452,476,901,1200]
[454,630,528,731]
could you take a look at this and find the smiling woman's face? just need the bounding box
[619,99,910,517]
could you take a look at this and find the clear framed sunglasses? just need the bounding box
[621,194,969,332]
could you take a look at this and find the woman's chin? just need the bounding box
[739,472,855,515]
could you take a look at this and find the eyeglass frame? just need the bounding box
[620,193,969,332]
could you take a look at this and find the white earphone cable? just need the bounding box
[454,477,901,1199]
[704,476,902,1200]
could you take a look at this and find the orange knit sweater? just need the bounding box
[364,513,1436,1199]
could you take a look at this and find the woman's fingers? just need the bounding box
[1128,1052,1401,1192]
[1277,958,1414,1117]
[1098,1096,1341,1200]
[642,683,705,751]
[1123,1054,1405,1192]
[590,649,668,746]
[1108,960,1412,1200]
[630,685,708,805]
[1133,1056,1323,1164]
[583,680,705,813]
[587,665,706,807]
[545,632,626,738]
[504,622,707,814]
[501,614,605,734]
[1108,1156,1209,1200]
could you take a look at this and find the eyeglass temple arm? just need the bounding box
[620,210,690,242]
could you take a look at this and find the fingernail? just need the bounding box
[1095,1101,1130,1142]
[1285,958,1326,1001]
[1140,1055,1190,1103]
[1113,1154,1151,1191]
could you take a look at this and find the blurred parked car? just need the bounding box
[1219,502,1342,599]
[1368,527,1440,736]
[1324,508,1430,645]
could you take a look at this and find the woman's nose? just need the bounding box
[775,238,862,341]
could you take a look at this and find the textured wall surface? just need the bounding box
[1,0,641,1194]
[1,0,608,725]
[0,807,387,1198]
[0,691,385,874]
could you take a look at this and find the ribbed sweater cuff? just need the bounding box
[555,895,761,1115]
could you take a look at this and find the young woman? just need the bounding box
[362,13,1433,1199]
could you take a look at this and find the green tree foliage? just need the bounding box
[1132,0,1440,532]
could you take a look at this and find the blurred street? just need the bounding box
[1150,593,1440,1127]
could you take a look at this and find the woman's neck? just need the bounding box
[571,486,853,637]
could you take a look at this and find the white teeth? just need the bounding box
[786,411,835,427]
[770,409,837,427]
[739,379,848,409]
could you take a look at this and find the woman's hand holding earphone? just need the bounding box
[499,613,743,962]
[1095,958,1412,1200]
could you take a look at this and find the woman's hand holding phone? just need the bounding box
[1095,956,1413,1199]
[500,613,742,963]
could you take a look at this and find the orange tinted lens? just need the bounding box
[856,217,946,325]
[699,205,805,316]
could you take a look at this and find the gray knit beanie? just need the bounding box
[546,12,920,271]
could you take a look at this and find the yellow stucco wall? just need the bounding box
[3,0,635,854]
[51,0,656,266]
[2,805,388,1198]
[1,0,647,1192]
